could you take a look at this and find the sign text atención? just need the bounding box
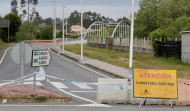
[133,68,178,99]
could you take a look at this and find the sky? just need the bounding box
[0,0,140,20]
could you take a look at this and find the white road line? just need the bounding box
[50,82,68,89]
[25,67,45,81]
[49,48,111,78]
[0,104,111,107]
[70,91,97,93]
[22,82,43,86]
[72,83,92,89]
[58,88,96,103]
[0,47,12,65]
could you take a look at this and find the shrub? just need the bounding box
[35,96,48,102]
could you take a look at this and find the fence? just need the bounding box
[87,37,153,55]
[156,41,181,59]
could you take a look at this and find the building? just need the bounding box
[70,25,86,35]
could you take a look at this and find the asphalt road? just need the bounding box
[0,44,189,111]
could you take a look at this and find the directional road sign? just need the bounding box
[32,50,51,67]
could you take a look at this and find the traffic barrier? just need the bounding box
[97,78,128,104]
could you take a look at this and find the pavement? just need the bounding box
[51,46,129,79]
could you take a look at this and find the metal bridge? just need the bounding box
[84,21,130,39]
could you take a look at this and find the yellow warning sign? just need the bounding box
[133,68,178,99]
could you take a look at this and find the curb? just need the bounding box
[0,98,77,104]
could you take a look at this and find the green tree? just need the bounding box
[134,0,160,38]
[157,0,190,28]
[2,13,21,42]
[20,0,38,39]
[16,22,37,41]
[40,26,53,40]
[11,0,18,14]
[116,17,130,24]
[164,16,190,40]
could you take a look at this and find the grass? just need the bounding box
[62,44,190,79]
[0,39,15,50]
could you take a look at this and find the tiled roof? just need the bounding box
[70,25,85,29]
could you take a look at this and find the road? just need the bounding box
[0,44,189,111]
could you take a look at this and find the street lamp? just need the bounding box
[64,7,68,35]
[62,0,65,53]
[53,0,57,47]
[81,0,83,60]
[129,0,135,99]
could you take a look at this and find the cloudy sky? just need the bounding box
[0,0,140,20]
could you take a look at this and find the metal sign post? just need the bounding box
[20,42,25,87]
[31,50,51,96]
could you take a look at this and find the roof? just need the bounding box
[70,25,85,29]
[181,31,190,34]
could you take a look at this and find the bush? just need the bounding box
[35,96,48,102]
[16,23,37,41]
[70,34,78,38]
[40,26,53,40]
[149,29,166,56]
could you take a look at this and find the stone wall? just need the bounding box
[182,31,190,63]
[87,37,154,56]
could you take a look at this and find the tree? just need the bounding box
[11,0,18,14]
[40,26,53,40]
[44,17,53,26]
[157,0,190,28]
[2,13,21,42]
[134,0,160,38]
[20,0,38,39]
[33,12,43,28]
[16,22,37,41]
[117,17,130,24]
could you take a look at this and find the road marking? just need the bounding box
[0,47,12,65]
[0,104,111,107]
[78,104,111,107]
[49,48,111,78]
[72,82,93,89]
[25,67,45,81]
[57,87,96,103]
[50,82,68,89]
[23,82,43,86]
[70,91,97,93]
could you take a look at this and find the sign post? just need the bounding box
[32,50,51,96]
[133,68,178,108]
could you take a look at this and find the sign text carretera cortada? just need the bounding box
[32,50,51,67]
[133,68,178,99]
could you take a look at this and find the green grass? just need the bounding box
[61,44,190,79]
[0,39,15,50]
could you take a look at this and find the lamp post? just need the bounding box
[129,0,135,99]
[62,0,65,53]
[81,0,83,60]
[53,0,56,47]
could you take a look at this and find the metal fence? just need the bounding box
[156,41,181,59]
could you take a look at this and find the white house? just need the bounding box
[70,25,86,35]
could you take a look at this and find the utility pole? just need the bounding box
[81,0,83,60]
[62,0,65,53]
[27,0,29,40]
[129,0,135,100]
[53,0,56,47]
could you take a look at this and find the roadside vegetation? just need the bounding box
[63,44,190,79]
